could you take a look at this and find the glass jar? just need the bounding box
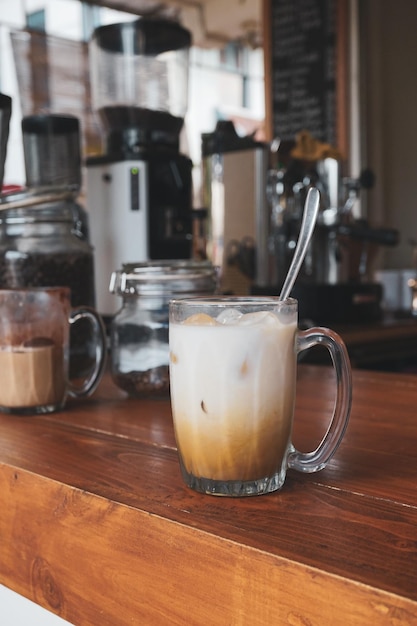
[109,260,218,398]
[0,199,94,303]
[0,196,96,376]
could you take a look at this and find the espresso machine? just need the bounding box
[277,151,399,323]
[86,17,194,316]
[202,125,399,323]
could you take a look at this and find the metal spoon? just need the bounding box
[278,187,320,301]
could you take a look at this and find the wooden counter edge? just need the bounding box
[340,324,417,346]
[1,463,416,625]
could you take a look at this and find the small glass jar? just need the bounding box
[109,260,218,398]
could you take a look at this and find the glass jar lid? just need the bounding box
[0,188,80,226]
[109,260,218,297]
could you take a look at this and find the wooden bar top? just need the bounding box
[1,365,417,625]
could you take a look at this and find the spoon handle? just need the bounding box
[279,187,320,301]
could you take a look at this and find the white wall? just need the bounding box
[362,0,417,270]
[0,584,73,625]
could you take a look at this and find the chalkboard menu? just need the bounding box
[264,0,347,151]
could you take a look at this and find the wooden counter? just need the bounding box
[1,366,417,625]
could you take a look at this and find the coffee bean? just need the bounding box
[112,366,170,398]
[0,252,95,307]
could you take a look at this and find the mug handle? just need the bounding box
[287,327,352,473]
[68,307,107,398]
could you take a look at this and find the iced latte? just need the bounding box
[169,299,298,495]
[169,297,352,497]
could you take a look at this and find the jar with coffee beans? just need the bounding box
[0,194,96,377]
[109,260,218,398]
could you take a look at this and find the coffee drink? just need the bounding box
[169,296,352,497]
[0,287,107,415]
[0,340,65,409]
[169,309,297,483]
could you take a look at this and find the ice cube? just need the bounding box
[238,311,280,326]
[216,309,243,325]
[183,313,217,326]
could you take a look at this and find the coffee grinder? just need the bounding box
[86,17,193,316]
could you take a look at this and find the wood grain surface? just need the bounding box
[0,366,416,625]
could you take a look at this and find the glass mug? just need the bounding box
[169,297,352,497]
[0,287,106,414]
